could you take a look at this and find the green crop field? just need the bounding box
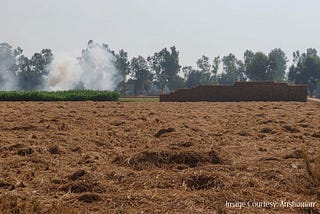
[0,90,120,101]
[119,97,159,102]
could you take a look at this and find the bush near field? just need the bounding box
[0,90,120,101]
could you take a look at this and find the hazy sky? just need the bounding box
[1,0,320,66]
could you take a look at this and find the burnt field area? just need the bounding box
[0,101,320,213]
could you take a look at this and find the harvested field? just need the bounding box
[0,101,320,213]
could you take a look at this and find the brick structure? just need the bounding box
[160,82,308,102]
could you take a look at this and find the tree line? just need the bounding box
[0,41,319,97]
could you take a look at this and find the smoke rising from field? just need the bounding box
[46,55,83,91]
[0,46,18,91]
[0,42,122,91]
[47,44,122,91]
[0,66,17,91]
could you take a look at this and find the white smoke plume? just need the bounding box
[46,43,122,91]
[46,54,83,91]
[0,42,123,91]
[0,44,19,91]
[0,66,17,91]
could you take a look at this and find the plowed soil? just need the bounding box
[0,101,320,213]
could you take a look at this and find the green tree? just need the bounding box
[115,49,130,78]
[148,46,181,92]
[148,52,166,92]
[197,55,211,74]
[288,49,320,97]
[183,62,210,88]
[196,55,213,85]
[115,49,130,94]
[245,52,273,81]
[268,48,287,82]
[185,69,211,88]
[30,49,53,76]
[219,53,245,84]
[211,56,220,84]
[130,56,153,95]
[182,66,193,78]
[184,55,220,88]
[169,75,185,90]
[17,49,53,90]
[244,50,254,65]
[163,46,181,90]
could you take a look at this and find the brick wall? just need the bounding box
[160,82,308,102]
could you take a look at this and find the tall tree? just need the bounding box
[185,69,211,88]
[164,46,181,90]
[183,56,213,88]
[115,49,130,78]
[211,56,220,84]
[268,48,287,82]
[182,66,193,78]
[17,49,53,90]
[197,55,211,74]
[245,52,273,81]
[130,56,153,95]
[288,49,320,97]
[115,49,130,94]
[183,55,218,88]
[244,50,254,65]
[219,53,245,84]
[197,55,217,85]
[148,52,166,92]
[148,46,181,92]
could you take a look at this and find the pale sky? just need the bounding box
[1,0,320,66]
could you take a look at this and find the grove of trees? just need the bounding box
[0,41,320,97]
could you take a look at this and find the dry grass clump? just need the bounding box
[68,169,86,181]
[311,132,320,138]
[58,179,106,194]
[0,181,15,190]
[283,125,300,133]
[17,147,33,156]
[183,174,224,190]
[0,194,79,214]
[302,150,320,189]
[48,145,61,155]
[260,127,273,134]
[77,193,101,203]
[114,150,224,170]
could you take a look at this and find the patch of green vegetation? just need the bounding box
[0,90,119,101]
[119,97,159,102]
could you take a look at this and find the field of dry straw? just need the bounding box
[0,100,320,213]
